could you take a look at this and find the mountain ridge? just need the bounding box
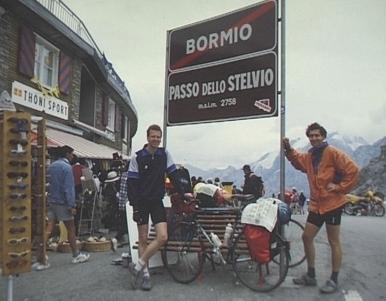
[184,134,386,197]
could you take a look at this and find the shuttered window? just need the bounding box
[121,115,128,141]
[114,105,120,132]
[18,26,35,78]
[106,98,115,131]
[102,94,108,126]
[34,35,59,88]
[59,52,72,95]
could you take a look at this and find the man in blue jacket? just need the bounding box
[47,145,90,264]
[127,124,185,291]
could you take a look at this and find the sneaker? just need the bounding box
[32,262,50,271]
[293,273,317,286]
[128,262,144,290]
[319,280,338,294]
[112,258,123,265]
[72,253,90,264]
[111,238,118,252]
[141,275,152,291]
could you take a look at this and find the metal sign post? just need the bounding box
[7,275,13,301]
[279,0,286,209]
[278,0,286,276]
[163,2,286,275]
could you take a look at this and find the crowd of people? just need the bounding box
[43,121,359,295]
[43,146,131,269]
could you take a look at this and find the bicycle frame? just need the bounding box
[162,198,292,292]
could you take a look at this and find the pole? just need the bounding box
[279,0,286,277]
[279,0,286,210]
[162,31,171,148]
[7,275,13,301]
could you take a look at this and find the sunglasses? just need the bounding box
[9,193,27,200]
[9,227,26,234]
[9,161,28,167]
[9,139,28,146]
[8,119,29,133]
[8,250,30,259]
[9,183,28,190]
[6,259,28,269]
[8,237,29,245]
[7,117,28,123]
[9,205,27,212]
[9,215,28,222]
[7,172,28,178]
[10,147,27,155]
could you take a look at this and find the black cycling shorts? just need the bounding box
[307,206,343,227]
[137,199,166,226]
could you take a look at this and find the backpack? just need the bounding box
[244,224,271,263]
[244,173,264,197]
[254,177,264,198]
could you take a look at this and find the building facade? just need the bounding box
[0,0,138,159]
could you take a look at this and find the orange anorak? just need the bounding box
[286,145,359,214]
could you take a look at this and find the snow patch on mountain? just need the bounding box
[254,152,277,170]
[189,133,385,196]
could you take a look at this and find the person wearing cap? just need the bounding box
[242,164,265,199]
[283,122,359,294]
[46,145,90,265]
[126,124,187,291]
[102,171,121,233]
[193,182,230,207]
[214,177,223,188]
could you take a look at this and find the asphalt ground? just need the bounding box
[0,243,317,301]
[1,215,384,301]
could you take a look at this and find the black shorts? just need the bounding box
[307,206,343,227]
[137,199,166,226]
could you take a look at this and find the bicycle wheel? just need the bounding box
[161,222,204,284]
[373,204,385,217]
[232,229,289,292]
[343,203,355,215]
[280,219,306,268]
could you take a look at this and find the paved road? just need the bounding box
[1,215,385,301]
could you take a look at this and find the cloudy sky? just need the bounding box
[63,0,386,169]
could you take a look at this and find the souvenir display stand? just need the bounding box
[0,111,32,301]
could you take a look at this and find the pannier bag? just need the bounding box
[241,198,278,231]
[277,201,291,224]
[170,192,197,214]
[244,224,271,263]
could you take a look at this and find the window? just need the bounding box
[107,98,115,131]
[123,116,128,142]
[34,35,59,88]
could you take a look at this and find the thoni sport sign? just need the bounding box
[165,0,278,125]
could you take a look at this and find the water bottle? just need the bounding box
[223,223,233,247]
[210,232,222,248]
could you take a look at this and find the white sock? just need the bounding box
[143,267,150,277]
[135,258,145,271]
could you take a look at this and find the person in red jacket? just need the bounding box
[283,122,359,294]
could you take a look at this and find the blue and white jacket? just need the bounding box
[127,146,179,206]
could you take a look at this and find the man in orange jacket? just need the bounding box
[283,122,359,294]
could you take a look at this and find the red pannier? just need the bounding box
[170,193,197,214]
[243,224,271,264]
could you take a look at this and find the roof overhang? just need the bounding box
[45,128,129,160]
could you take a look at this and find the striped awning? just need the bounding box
[45,128,129,160]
